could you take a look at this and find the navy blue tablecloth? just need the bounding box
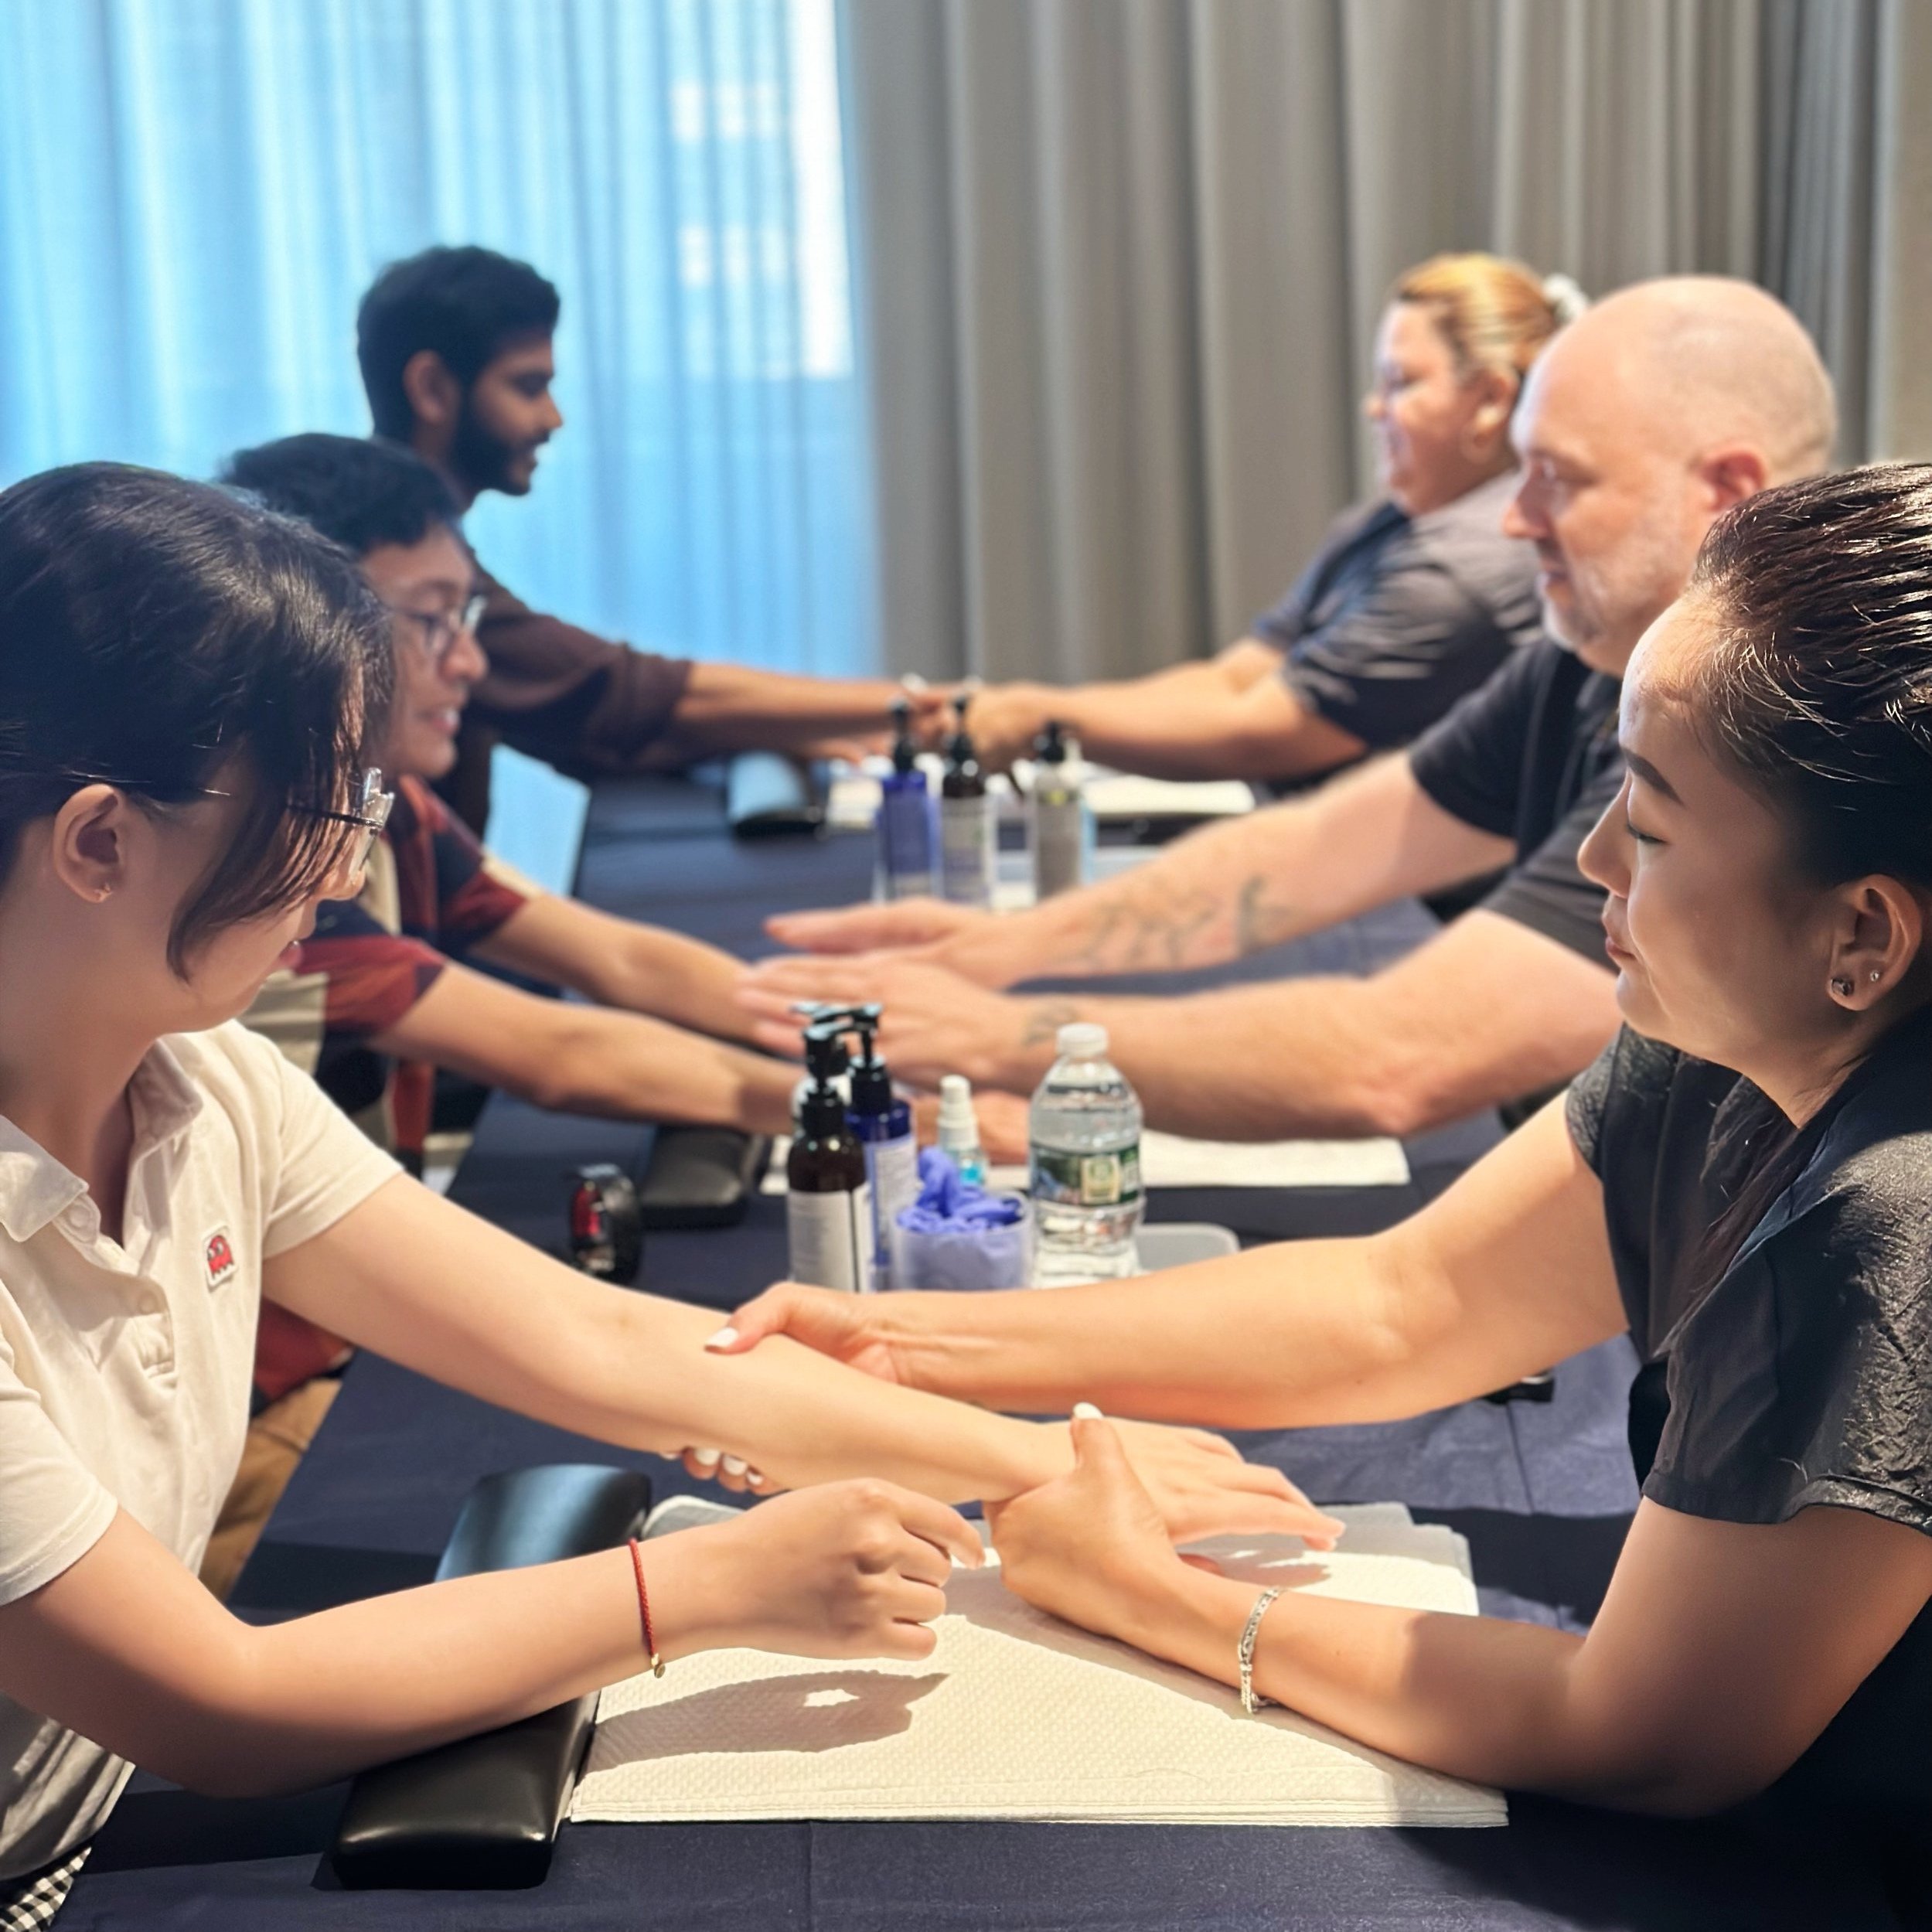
[64,779,1903,1929]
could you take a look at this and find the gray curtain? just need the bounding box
[840,0,1932,684]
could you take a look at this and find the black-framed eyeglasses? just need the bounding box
[294,767,395,881]
[52,764,394,882]
[387,593,487,670]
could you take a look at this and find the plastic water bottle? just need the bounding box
[1027,1022,1143,1284]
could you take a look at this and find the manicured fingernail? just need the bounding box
[690,1446,721,1468]
[1072,1402,1103,1420]
[704,1326,739,1350]
[722,1455,748,1477]
[747,1470,770,1488]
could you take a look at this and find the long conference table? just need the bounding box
[64,773,1902,1928]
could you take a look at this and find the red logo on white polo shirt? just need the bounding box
[204,1229,237,1288]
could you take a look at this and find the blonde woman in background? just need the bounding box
[961,254,1585,784]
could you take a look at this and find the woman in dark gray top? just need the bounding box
[714,465,1932,1864]
[962,255,1579,781]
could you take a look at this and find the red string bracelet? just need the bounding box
[627,1537,664,1678]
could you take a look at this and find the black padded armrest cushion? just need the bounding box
[328,1463,653,1890]
[637,1124,770,1229]
[727,750,823,837]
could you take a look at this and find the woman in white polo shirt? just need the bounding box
[0,465,1324,1920]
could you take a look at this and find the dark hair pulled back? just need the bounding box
[0,463,393,973]
[1682,462,1932,891]
[1674,463,1932,1294]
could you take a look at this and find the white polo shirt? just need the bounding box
[0,1020,398,1879]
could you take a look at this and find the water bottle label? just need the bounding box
[1030,1143,1142,1208]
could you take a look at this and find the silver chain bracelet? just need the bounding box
[1238,1586,1283,1716]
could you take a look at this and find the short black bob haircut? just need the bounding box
[356,246,561,441]
[223,434,463,561]
[0,464,392,974]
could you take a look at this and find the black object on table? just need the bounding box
[725,751,823,837]
[64,773,1908,1930]
[329,1464,653,1890]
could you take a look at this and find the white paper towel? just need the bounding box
[571,1503,1503,1829]
[762,1131,1409,1198]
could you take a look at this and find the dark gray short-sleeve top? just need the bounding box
[1254,469,1540,751]
[1566,1017,1932,1844]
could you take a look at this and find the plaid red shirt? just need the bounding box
[249,775,529,1401]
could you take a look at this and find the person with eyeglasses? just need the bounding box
[224,434,809,1182]
[0,465,1321,1926]
[213,435,850,1587]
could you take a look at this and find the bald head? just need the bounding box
[1504,278,1836,675]
[1557,277,1836,481]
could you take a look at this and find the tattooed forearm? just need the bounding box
[1069,878,1225,974]
[1232,874,1300,958]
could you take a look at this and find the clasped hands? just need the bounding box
[673,1282,1341,1647]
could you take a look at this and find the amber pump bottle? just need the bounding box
[785,1019,875,1293]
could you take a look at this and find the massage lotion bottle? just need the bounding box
[843,1007,919,1291]
[786,1020,875,1293]
[1030,720,1092,899]
[877,698,939,899]
[939,696,997,906]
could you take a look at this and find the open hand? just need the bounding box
[763,896,986,959]
[736,956,1022,1090]
[1106,1416,1342,1548]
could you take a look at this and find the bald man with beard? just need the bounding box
[736,278,1838,1141]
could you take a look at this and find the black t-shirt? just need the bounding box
[1254,469,1539,753]
[1405,641,1621,963]
[1567,1018,1932,1842]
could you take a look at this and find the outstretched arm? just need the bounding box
[649,664,950,762]
[376,961,799,1135]
[993,1416,1932,1816]
[473,892,758,1044]
[963,671,1366,782]
[758,754,1511,989]
[739,910,1620,1138]
[264,1175,1331,1540]
[714,1098,1628,1429]
[0,1472,976,1801]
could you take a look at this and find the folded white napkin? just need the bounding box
[572,1501,1503,1829]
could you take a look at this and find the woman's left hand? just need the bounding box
[1107,1416,1342,1548]
[986,1409,1193,1641]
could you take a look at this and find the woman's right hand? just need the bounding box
[679,1287,910,1490]
[707,1283,911,1383]
[762,897,986,957]
[697,1481,981,1661]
